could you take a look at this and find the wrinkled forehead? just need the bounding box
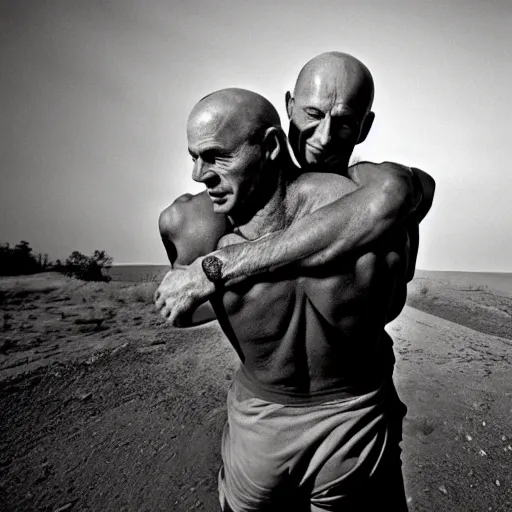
[295,69,368,115]
[187,105,248,150]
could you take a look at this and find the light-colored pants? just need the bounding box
[218,377,407,512]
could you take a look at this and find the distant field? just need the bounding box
[415,270,512,297]
[108,265,168,282]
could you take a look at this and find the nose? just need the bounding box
[318,114,331,146]
[192,158,206,183]
[192,158,220,188]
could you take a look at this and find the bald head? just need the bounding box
[286,52,376,171]
[294,52,374,115]
[188,88,281,147]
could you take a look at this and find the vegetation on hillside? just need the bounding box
[0,241,113,282]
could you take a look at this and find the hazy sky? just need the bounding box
[1,0,511,271]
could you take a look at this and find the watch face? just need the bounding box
[202,256,223,283]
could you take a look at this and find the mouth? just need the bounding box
[207,190,228,203]
[306,143,324,156]
[207,189,227,197]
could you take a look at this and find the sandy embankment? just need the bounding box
[0,272,511,511]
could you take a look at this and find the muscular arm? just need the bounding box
[402,167,436,281]
[208,162,435,287]
[159,192,228,325]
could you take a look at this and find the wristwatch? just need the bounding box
[201,255,224,284]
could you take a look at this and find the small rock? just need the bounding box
[406,496,413,504]
[438,485,448,495]
[501,435,507,441]
[53,502,75,512]
[79,392,92,401]
[482,421,486,426]
[466,434,473,441]
[495,480,500,487]
[479,449,487,456]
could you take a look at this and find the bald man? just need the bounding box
[157,52,434,326]
[157,87,415,511]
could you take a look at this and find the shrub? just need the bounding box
[0,241,50,276]
[64,250,113,282]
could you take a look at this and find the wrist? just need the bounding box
[187,257,216,297]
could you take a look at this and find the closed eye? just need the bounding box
[332,115,357,132]
[304,107,324,120]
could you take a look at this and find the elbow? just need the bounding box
[377,172,414,219]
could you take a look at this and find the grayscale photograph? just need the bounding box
[1,1,511,511]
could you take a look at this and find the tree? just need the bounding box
[0,240,51,276]
[64,249,112,282]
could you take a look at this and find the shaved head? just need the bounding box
[294,52,374,116]
[188,88,281,147]
[286,52,376,172]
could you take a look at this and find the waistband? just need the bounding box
[235,365,389,407]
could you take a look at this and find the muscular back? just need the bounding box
[214,173,409,405]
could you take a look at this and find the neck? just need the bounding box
[229,168,288,241]
[291,143,353,177]
[325,153,351,176]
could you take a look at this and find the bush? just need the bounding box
[0,241,50,276]
[64,250,113,282]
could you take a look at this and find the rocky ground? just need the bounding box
[0,272,511,511]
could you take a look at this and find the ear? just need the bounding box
[357,111,375,145]
[263,127,282,162]
[285,91,294,119]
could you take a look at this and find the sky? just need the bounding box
[1,0,511,271]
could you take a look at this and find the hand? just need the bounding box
[154,258,215,326]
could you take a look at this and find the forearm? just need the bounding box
[211,175,414,286]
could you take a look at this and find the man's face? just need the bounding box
[187,109,264,217]
[287,81,370,170]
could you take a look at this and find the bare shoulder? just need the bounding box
[349,160,434,187]
[159,191,207,232]
[348,160,414,182]
[159,190,229,265]
[159,191,227,236]
[349,161,436,221]
[287,172,359,216]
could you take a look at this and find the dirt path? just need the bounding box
[1,275,511,511]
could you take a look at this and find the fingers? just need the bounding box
[154,291,166,311]
[155,297,185,326]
